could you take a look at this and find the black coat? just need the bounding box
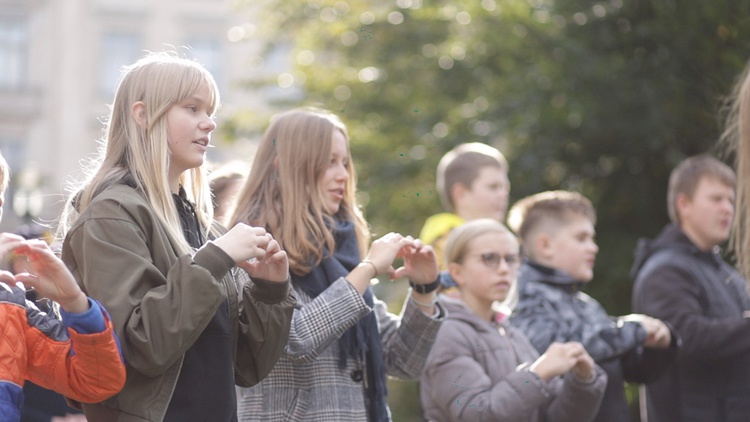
[631,223,750,422]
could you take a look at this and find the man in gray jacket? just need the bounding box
[632,155,750,422]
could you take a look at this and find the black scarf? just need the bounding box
[293,219,389,422]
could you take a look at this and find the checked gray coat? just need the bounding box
[236,277,444,421]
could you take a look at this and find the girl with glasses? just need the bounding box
[419,219,606,422]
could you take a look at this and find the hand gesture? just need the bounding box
[363,232,415,277]
[571,345,596,381]
[622,314,672,349]
[212,223,271,263]
[529,342,590,381]
[8,238,89,314]
[237,237,289,283]
[390,238,439,285]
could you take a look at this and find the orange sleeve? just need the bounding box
[0,301,27,387]
[25,315,126,403]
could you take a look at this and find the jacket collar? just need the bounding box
[519,260,587,293]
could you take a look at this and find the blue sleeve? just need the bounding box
[0,381,22,422]
[59,298,106,334]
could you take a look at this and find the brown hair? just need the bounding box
[437,142,508,212]
[229,108,370,275]
[507,190,596,260]
[667,154,735,224]
[208,160,249,226]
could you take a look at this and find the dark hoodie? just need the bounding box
[511,261,678,422]
[631,223,750,422]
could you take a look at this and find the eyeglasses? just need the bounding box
[468,252,521,269]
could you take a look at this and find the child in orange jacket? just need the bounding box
[0,152,126,422]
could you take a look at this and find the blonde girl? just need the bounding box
[721,59,750,279]
[57,52,295,422]
[420,219,606,422]
[231,108,444,421]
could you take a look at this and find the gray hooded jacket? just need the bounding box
[420,296,606,422]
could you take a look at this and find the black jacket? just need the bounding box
[631,223,750,422]
[511,262,678,422]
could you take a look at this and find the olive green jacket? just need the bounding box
[61,185,295,421]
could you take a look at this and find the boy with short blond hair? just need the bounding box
[508,190,678,422]
[420,142,509,270]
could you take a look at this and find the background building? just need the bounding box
[0,0,279,231]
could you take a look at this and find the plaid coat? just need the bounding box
[237,278,444,421]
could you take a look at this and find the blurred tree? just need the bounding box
[231,0,750,420]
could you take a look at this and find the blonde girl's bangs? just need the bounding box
[444,219,520,310]
[135,58,220,126]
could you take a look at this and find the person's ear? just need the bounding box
[131,101,148,129]
[535,232,553,260]
[675,193,690,220]
[449,261,465,287]
[452,183,469,204]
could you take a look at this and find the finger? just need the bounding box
[263,249,287,267]
[252,226,268,236]
[233,223,267,237]
[394,237,415,251]
[0,271,16,286]
[0,237,25,259]
[416,244,435,258]
[0,233,26,243]
[379,232,397,242]
[390,266,406,280]
[14,274,36,289]
[264,239,281,258]
[14,242,55,260]
[253,235,271,250]
[236,260,254,273]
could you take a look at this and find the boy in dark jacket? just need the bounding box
[508,190,678,422]
[631,155,750,422]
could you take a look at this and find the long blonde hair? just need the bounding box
[721,59,750,279]
[57,52,219,254]
[229,108,370,275]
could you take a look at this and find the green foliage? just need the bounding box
[232,0,750,419]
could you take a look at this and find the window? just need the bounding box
[0,17,28,89]
[0,137,24,173]
[185,38,223,89]
[99,33,142,97]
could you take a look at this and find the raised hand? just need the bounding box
[212,223,271,264]
[529,342,590,381]
[571,344,596,380]
[363,232,415,277]
[237,237,289,283]
[621,313,672,349]
[0,232,26,265]
[390,238,439,285]
[10,239,89,314]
